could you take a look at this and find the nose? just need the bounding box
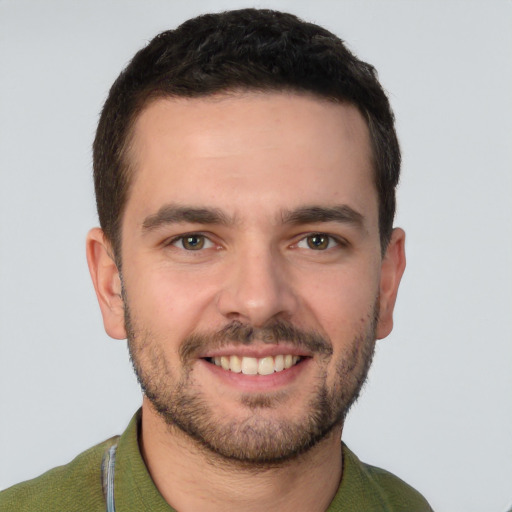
[216,245,299,327]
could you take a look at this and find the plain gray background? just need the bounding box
[1,1,511,511]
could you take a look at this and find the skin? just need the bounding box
[86,92,406,511]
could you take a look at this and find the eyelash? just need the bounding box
[166,232,346,252]
[296,233,346,251]
[168,233,215,251]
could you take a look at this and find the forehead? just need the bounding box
[125,92,377,227]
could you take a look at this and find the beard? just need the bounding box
[125,304,377,467]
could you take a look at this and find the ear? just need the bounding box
[86,228,126,340]
[376,228,406,340]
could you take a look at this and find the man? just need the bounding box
[0,8,432,511]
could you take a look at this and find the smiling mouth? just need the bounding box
[205,355,305,375]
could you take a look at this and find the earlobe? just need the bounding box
[86,228,127,340]
[376,228,406,340]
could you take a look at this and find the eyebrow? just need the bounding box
[142,204,234,232]
[281,205,364,227]
[141,203,365,233]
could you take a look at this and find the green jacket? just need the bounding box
[0,411,433,511]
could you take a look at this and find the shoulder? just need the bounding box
[359,461,433,511]
[0,436,118,512]
[330,444,434,512]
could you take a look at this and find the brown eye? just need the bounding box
[179,235,206,250]
[306,234,330,250]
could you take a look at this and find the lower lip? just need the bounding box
[198,358,311,392]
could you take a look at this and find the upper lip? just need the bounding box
[200,344,312,359]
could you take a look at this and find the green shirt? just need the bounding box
[0,411,433,511]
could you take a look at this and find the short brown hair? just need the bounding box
[93,8,400,260]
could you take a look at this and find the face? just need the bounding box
[88,92,405,464]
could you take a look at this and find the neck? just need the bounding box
[139,399,343,512]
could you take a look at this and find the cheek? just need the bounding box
[123,263,219,333]
[299,264,380,333]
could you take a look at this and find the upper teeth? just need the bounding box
[211,355,300,375]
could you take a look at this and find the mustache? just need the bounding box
[180,320,333,363]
